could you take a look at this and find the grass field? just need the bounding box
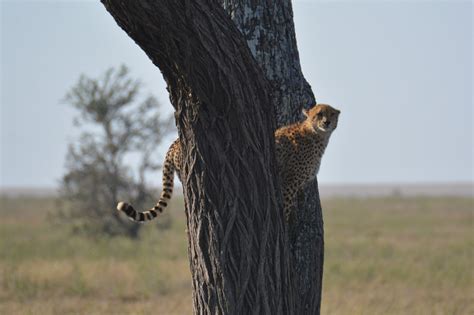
[0,195,472,314]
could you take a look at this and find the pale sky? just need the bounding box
[1,0,472,188]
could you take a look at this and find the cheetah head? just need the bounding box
[303,104,340,133]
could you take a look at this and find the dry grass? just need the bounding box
[322,197,473,315]
[0,195,472,314]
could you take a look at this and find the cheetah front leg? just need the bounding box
[282,188,298,222]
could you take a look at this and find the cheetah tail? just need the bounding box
[116,152,175,223]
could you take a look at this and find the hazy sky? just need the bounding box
[1,0,472,188]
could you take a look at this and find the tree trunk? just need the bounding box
[221,1,324,313]
[101,1,292,314]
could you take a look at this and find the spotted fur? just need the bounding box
[116,139,182,222]
[275,104,340,220]
[117,104,339,223]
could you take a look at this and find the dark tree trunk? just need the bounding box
[220,2,324,313]
[101,1,292,314]
[102,0,324,314]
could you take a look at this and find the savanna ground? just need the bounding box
[0,195,472,314]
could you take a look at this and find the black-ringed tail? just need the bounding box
[116,139,181,222]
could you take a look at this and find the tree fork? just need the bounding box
[102,1,292,314]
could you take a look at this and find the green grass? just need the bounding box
[0,195,472,314]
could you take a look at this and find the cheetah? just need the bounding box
[117,103,339,222]
[275,104,340,220]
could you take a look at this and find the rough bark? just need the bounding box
[220,0,315,126]
[220,1,324,313]
[101,1,291,314]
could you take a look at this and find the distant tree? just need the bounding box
[58,65,174,238]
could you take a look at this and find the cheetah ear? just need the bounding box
[302,108,310,118]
